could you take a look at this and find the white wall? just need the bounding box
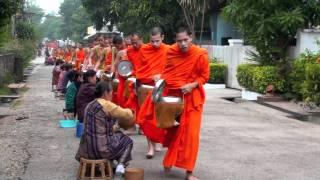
[288,29,320,58]
[203,30,320,89]
[202,43,255,89]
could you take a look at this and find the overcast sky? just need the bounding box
[34,0,64,14]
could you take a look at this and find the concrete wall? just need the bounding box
[203,29,320,89]
[0,54,15,86]
[288,29,320,59]
[202,42,255,89]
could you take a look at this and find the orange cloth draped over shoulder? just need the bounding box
[127,45,143,75]
[136,43,168,143]
[161,44,209,172]
[104,47,112,72]
[75,48,85,70]
[58,50,64,60]
[123,45,144,120]
[64,51,72,63]
[91,46,102,66]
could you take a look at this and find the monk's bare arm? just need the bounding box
[88,49,95,65]
[112,51,122,73]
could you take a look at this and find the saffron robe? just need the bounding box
[161,44,209,171]
[76,48,85,70]
[136,43,168,143]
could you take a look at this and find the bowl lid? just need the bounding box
[117,60,133,77]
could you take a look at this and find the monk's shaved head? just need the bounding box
[150,27,164,36]
[113,35,124,50]
[113,35,123,45]
[131,32,142,39]
[131,32,143,49]
[175,27,192,36]
[150,27,164,48]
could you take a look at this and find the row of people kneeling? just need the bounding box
[52,26,209,180]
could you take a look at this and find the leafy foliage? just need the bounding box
[24,1,45,25]
[0,39,37,68]
[303,64,320,105]
[237,64,257,91]
[289,51,320,104]
[0,0,23,26]
[38,15,63,40]
[237,64,285,93]
[223,0,320,67]
[82,0,185,43]
[59,0,92,41]
[252,66,285,93]
[15,22,35,40]
[208,63,227,84]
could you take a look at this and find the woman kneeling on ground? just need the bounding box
[75,81,134,176]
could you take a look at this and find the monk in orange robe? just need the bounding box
[122,33,144,134]
[136,27,168,159]
[58,48,65,61]
[160,27,209,180]
[127,33,144,75]
[75,43,85,70]
[64,47,72,63]
[103,39,112,72]
[112,35,127,107]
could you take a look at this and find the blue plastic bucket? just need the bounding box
[76,122,84,138]
[59,120,78,128]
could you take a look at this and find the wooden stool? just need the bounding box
[77,158,113,180]
[125,167,144,180]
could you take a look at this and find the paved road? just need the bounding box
[1,57,320,180]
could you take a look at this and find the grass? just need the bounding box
[11,99,23,109]
[0,86,11,95]
[0,85,30,109]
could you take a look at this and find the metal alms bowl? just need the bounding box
[152,79,165,103]
[117,60,133,77]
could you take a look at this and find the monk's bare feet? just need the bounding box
[186,172,199,180]
[145,150,154,159]
[146,147,154,159]
[155,143,162,152]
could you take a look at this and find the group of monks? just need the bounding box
[54,26,210,180]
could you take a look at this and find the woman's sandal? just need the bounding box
[16,114,29,121]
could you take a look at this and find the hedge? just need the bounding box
[208,63,227,84]
[302,64,320,105]
[289,51,319,101]
[237,64,285,94]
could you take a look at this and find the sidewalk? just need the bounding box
[1,57,320,179]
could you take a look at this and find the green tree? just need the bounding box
[24,0,45,26]
[81,0,118,31]
[82,0,185,43]
[223,0,320,67]
[0,0,23,26]
[39,15,63,40]
[59,0,91,41]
